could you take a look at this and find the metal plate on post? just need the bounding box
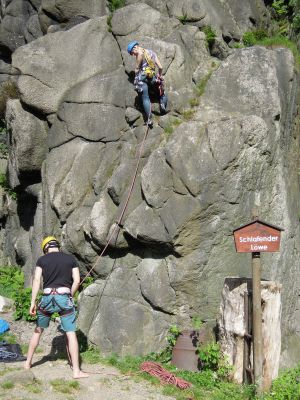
[233,220,283,253]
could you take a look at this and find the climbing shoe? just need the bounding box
[147,118,153,128]
[160,102,167,115]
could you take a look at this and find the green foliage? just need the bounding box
[197,342,232,378]
[178,14,188,24]
[1,381,14,389]
[82,276,95,290]
[198,342,221,371]
[0,173,17,199]
[242,29,268,46]
[242,31,300,67]
[107,0,125,13]
[25,380,42,393]
[0,266,23,298]
[0,332,17,344]
[50,379,80,394]
[191,316,203,329]
[272,0,289,16]
[260,364,300,400]
[107,14,112,32]
[13,287,40,321]
[202,26,217,48]
[189,97,200,107]
[181,108,196,121]
[163,117,183,139]
[195,71,213,97]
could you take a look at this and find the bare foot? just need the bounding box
[73,370,89,379]
[24,362,31,370]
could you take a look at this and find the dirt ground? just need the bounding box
[0,312,175,400]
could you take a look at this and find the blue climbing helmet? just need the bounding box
[127,40,139,54]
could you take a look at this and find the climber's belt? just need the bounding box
[43,287,71,295]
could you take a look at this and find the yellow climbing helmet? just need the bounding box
[41,236,59,253]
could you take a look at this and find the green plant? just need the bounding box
[81,347,103,364]
[260,363,300,400]
[195,71,213,97]
[13,287,41,321]
[82,276,95,290]
[164,125,173,136]
[272,0,289,17]
[50,379,80,394]
[202,26,217,48]
[0,173,17,199]
[191,316,203,330]
[178,14,188,24]
[197,341,232,378]
[0,332,17,344]
[24,381,42,393]
[1,381,14,389]
[181,108,195,121]
[1,381,15,390]
[0,266,23,298]
[163,118,183,139]
[242,29,268,46]
[189,97,200,107]
[107,14,112,32]
[107,0,125,13]
[198,342,221,371]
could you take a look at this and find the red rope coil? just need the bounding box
[140,361,192,390]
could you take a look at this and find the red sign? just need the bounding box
[233,220,283,253]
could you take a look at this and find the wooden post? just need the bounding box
[252,252,263,393]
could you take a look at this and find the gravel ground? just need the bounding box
[0,312,176,400]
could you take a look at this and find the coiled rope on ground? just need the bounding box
[140,361,192,389]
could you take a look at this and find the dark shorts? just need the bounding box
[37,294,76,332]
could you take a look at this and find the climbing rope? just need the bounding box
[80,117,151,286]
[140,361,192,389]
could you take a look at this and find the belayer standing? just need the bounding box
[24,236,88,379]
[127,41,168,127]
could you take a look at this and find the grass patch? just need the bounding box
[24,380,42,393]
[178,14,188,24]
[80,343,300,400]
[1,380,14,389]
[181,108,196,121]
[189,97,200,107]
[201,26,217,49]
[0,332,17,344]
[163,117,183,139]
[50,379,80,394]
[81,347,103,364]
[195,71,213,97]
[242,32,300,68]
[107,0,125,13]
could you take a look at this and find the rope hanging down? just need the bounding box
[140,361,192,389]
[80,119,151,286]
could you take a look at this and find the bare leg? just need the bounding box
[65,333,72,367]
[24,327,43,369]
[65,331,89,379]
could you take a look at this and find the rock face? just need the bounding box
[0,1,299,367]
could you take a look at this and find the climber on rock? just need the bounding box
[127,41,168,127]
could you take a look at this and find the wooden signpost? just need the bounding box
[233,219,283,393]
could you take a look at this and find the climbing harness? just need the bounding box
[142,49,156,78]
[140,361,192,389]
[80,119,151,286]
[38,292,74,317]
